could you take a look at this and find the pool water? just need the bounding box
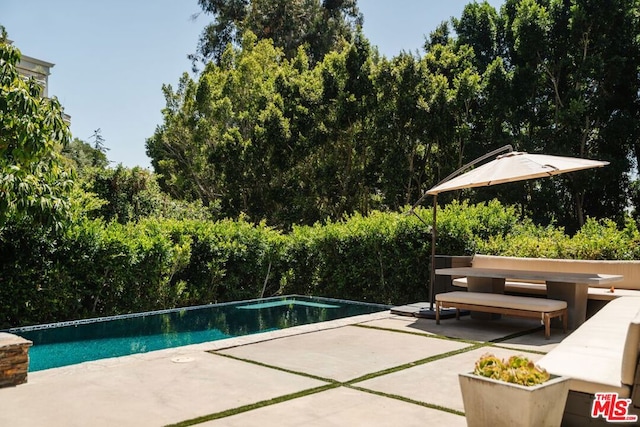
[6,296,389,371]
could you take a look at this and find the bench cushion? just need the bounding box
[538,297,640,396]
[435,291,566,312]
[472,255,640,290]
[455,254,640,299]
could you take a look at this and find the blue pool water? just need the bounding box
[6,296,389,372]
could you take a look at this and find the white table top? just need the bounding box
[435,267,623,285]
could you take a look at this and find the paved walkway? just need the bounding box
[0,311,564,426]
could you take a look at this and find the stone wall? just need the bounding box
[0,333,33,387]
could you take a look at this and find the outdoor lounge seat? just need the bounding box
[538,296,640,425]
[435,291,567,339]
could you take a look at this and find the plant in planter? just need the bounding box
[459,353,569,427]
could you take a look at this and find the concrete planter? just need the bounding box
[459,372,569,427]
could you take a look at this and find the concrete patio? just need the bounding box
[0,310,565,427]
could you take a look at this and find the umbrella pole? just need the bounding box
[430,195,437,311]
[420,194,456,319]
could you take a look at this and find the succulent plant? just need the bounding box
[473,353,550,386]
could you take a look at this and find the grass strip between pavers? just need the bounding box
[347,385,466,417]
[164,383,340,427]
[353,323,483,345]
[488,325,545,343]
[345,343,485,384]
[211,351,340,384]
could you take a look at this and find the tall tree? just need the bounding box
[149,33,301,224]
[0,30,74,230]
[190,0,362,68]
[62,137,109,173]
[439,0,639,231]
[496,0,640,229]
[452,1,501,72]
[372,52,431,208]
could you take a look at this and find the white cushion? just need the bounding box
[435,291,566,312]
[472,255,640,290]
[538,297,640,396]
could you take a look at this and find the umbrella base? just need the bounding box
[414,308,468,319]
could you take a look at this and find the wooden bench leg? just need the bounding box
[563,309,568,334]
[435,301,441,324]
[543,313,550,340]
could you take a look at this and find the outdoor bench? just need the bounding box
[434,291,567,339]
[537,296,640,426]
[451,255,640,301]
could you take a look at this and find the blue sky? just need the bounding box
[2,0,503,169]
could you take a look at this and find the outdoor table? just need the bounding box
[435,267,623,329]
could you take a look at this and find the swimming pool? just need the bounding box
[6,295,389,372]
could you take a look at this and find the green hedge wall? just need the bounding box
[279,211,432,304]
[1,200,638,328]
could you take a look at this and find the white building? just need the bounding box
[15,53,55,98]
[11,40,70,122]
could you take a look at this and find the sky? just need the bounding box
[2,0,503,169]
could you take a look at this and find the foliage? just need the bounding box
[473,353,550,386]
[436,200,520,255]
[479,215,640,260]
[62,137,109,173]
[77,165,214,223]
[279,210,431,304]
[567,217,640,260]
[149,32,387,227]
[2,200,639,329]
[190,0,362,67]
[0,30,74,231]
[0,217,281,328]
[464,0,640,231]
[158,0,640,232]
[478,220,571,258]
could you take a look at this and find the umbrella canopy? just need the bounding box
[427,151,609,195]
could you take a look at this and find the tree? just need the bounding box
[0,30,74,230]
[436,0,639,231]
[149,33,297,223]
[62,137,109,173]
[494,0,640,229]
[149,1,639,231]
[452,1,501,72]
[190,0,362,68]
[372,52,431,208]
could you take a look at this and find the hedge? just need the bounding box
[1,200,638,328]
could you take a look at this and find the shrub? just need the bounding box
[567,217,640,260]
[279,211,431,305]
[473,353,550,386]
[2,199,638,328]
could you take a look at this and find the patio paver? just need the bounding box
[365,314,548,342]
[216,324,471,382]
[199,386,467,427]
[0,349,327,427]
[356,346,546,413]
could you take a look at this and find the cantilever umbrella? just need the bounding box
[426,150,609,195]
[409,145,609,318]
